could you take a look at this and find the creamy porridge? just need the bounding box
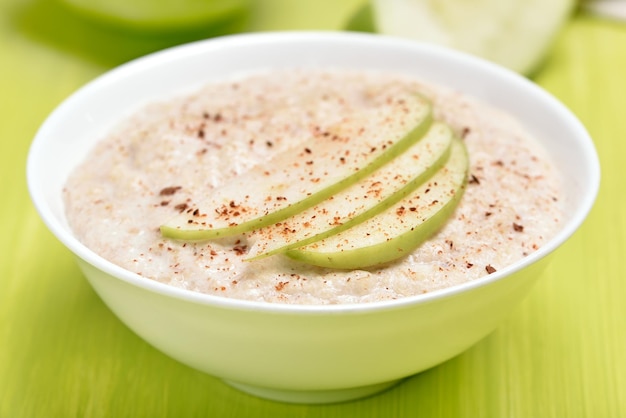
[63,69,563,304]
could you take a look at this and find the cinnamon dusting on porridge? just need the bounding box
[63,69,563,304]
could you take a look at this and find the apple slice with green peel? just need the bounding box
[245,121,453,260]
[285,138,469,270]
[160,93,432,241]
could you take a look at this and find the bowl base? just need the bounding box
[223,378,402,404]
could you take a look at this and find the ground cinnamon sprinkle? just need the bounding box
[275,281,288,291]
[468,174,480,185]
[159,186,182,196]
[174,203,188,212]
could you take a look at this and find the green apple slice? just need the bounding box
[245,121,453,260]
[285,138,469,270]
[160,93,432,241]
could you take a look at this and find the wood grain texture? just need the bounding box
[1,1,624,416]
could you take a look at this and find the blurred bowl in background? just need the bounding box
[59,0,250,32]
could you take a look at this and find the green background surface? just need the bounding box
[1,0,625,416]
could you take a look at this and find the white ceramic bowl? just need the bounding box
[27,32,600,404]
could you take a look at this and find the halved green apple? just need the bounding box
[245,121,453,260]
[285,138,469,270]
[160,93,432,240]
[368,0,574,75]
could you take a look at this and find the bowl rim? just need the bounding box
[26,30,601,315]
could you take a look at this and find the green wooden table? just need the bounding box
[1,0,625,416]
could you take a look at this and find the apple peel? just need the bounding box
[160,93,432,240]
[245,122,453,260]
[285,138,469,270]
